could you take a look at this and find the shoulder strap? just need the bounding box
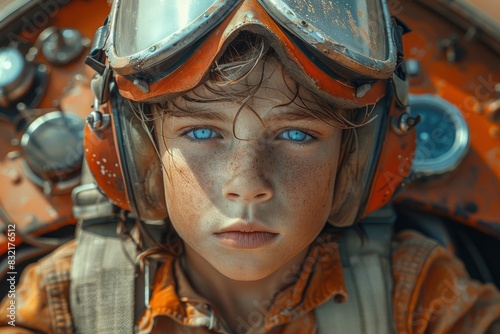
[70,180,138,334]
[70,218,138,334]
[70,179,167,334]
[315,221,395,334]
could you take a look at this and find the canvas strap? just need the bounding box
[70,220,138,334]
[315,222,395,334]
[69,177,138,334]
[70,181,168,334]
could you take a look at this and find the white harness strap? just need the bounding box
[315,223,395,334]
[70,221,137,334]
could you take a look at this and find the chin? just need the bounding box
[213,260,280,282]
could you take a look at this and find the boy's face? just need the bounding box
[156,60,342,281]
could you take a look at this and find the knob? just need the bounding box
[41,28,86,65]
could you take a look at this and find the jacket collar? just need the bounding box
[138,232,348,333]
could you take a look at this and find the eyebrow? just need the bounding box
[167,109,232,123]
[166,104,328,124]
[264,108,324,123]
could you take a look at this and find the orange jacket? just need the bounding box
[1,230,499,333]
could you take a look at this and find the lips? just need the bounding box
[214,221,278,249]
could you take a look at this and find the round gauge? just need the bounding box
[0,47,24,88]
[0,47,35,107]
[409,94,470,179]
[41,28,85,65]
[21,112,84,193]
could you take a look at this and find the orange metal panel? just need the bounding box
[394,0,500,237]
[0,0,110,254]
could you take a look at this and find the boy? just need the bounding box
[1,0,500,333]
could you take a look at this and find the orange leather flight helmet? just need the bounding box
[84,0,417,225]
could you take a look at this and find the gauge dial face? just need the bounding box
[409,94,469,178]
[21,112,84,182]
[415,106,457,159]
[0,47,24,88]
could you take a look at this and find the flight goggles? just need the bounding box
[105,0,397,107]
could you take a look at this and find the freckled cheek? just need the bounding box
[275,153,337,220]
[162,150,223,225]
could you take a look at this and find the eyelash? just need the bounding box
[276,127,317,145]
[179,126,222,143]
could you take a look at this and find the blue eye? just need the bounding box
[186,128,219,140]
[279,129,312,142]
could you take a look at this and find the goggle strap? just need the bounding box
[91,66,113,105]
[85,19,110,75]
[390,16,411,109]
[392,16,412,81]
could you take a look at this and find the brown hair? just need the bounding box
[152,32,373,177]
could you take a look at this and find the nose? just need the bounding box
[222,140,273,204]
